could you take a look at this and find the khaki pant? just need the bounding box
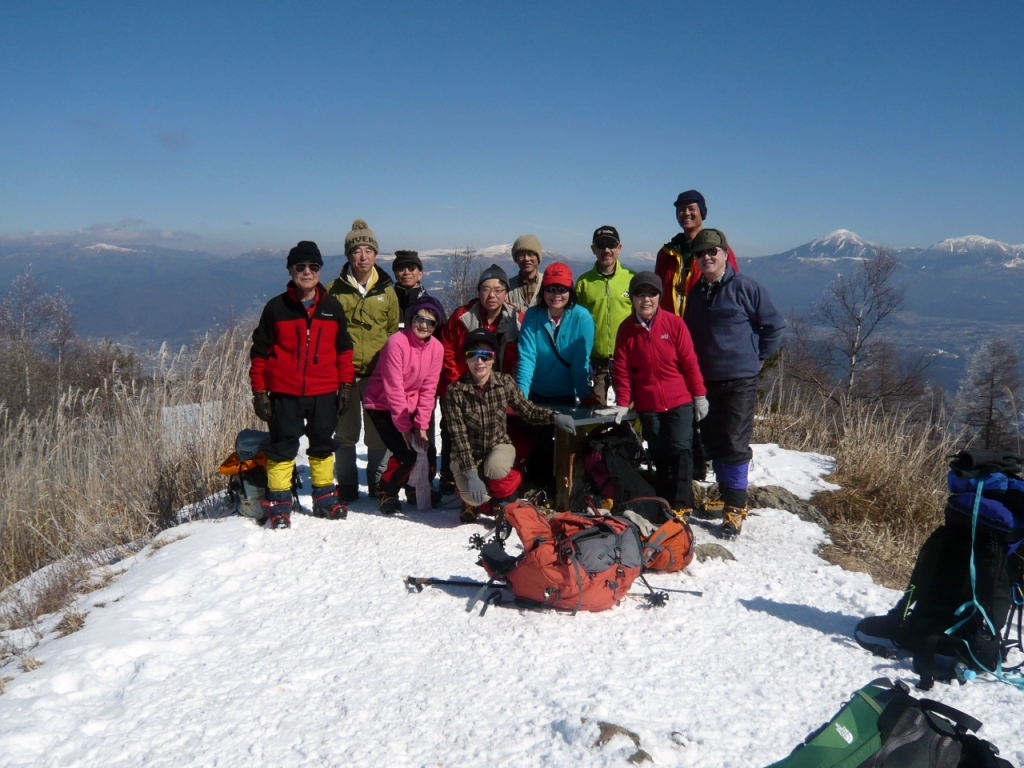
[590,356,612,405]
[335,376,386,489]
[454,443,516,507]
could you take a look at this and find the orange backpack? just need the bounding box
[479,502,643,614]
[620,497,695,572]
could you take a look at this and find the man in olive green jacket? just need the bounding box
[327,219,400,501]
[575,226,635,405]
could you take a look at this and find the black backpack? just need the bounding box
[572,421,656,511]
[218,429,303,521]
[856,450,1024,688]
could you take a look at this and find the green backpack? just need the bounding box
[766,678,1012,767]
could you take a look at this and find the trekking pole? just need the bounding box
[405,576,495,593]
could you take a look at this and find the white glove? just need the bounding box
[464,470,488,503]
[594,405,630,424]
[552,413,576,435]
[694,395,709,422]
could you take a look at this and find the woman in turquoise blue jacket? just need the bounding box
[516,262,595,487]
[516,262,595,405]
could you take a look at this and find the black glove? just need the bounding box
[253,391,272,423]
[337,384,353,416]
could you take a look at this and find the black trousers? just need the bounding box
[702,377,758,465]
[267,392,339,462]
[639,402,695,509]
[367,409,420,497]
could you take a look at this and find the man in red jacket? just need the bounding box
[654,190,740,317]
[612,271,707,515]
[249,241,355,529]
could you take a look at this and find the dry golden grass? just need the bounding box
[755,381,952,589]
[146,532,188,557]
[55,610,87,637]
[20,654,42,672]
[0,675,12,695]
[0,325,256,622]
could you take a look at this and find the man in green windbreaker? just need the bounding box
[575,225,636,405]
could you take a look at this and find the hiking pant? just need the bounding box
[366,408,418,499]
[454,443,519,507]
[526,392,576,488]
[639,402,694,510]
[589,356,612,406]
[335,376,386,492]
[703,377,757,508]
[266,392,338,493]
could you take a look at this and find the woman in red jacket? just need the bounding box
[611,271,707,516]
[249,241,355,529]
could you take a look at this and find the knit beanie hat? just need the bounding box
[691,228,729,254]
[477,263,510,290]
[512,234,543,262]
[287,240,323,268]
[673,190,708,220]
[345,219,378,255]
[541,261,573,288]
[392,250,423,272]
[407,294,446,329]
[629,271,663,296]
[463,327,499,353]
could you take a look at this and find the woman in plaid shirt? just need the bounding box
[442,328,576,523]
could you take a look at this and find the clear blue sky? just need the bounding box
[2,1,1023,259]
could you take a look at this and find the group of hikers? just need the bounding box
[248,190,785,535]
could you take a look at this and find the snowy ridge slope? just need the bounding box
[0,445,1021,767]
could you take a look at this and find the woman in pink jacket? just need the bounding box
[363,295,445,514]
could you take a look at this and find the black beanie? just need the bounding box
[673,190,708,221]
[287,240,324,268]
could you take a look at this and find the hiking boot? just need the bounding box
[459,503,478,524]
[672,507,693,522]
[721,506,747,539]
[378,493,401,515]
[312,485,348,521]
[337,483,359,503]
[695,500,724,520]
[261,489,292,530]
[438,471,457,498]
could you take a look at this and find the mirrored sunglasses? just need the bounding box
[544,284,570,294]
[412,314,437,329]
[464,349,496,362]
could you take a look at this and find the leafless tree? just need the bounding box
[438,245,479,315]
[787,248,929,405]
[953,337,1022,451]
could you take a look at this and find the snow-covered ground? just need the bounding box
[1,444,1021,767]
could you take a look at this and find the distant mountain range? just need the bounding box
[2,232,1022,391]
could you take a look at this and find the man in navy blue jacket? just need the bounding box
[685,228,785,538]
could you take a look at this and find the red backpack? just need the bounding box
[479,502,643,614]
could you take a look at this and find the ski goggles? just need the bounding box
[464,349,496,362]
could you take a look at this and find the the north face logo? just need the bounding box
[661,333,669,340]
[834,723,854,744]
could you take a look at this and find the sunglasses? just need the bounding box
[696,247,723,258]
[412,314,437,329]
[544,285,569,294]
[464,349,496,362]
[633,290,659,299]
[293,263,321,273]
